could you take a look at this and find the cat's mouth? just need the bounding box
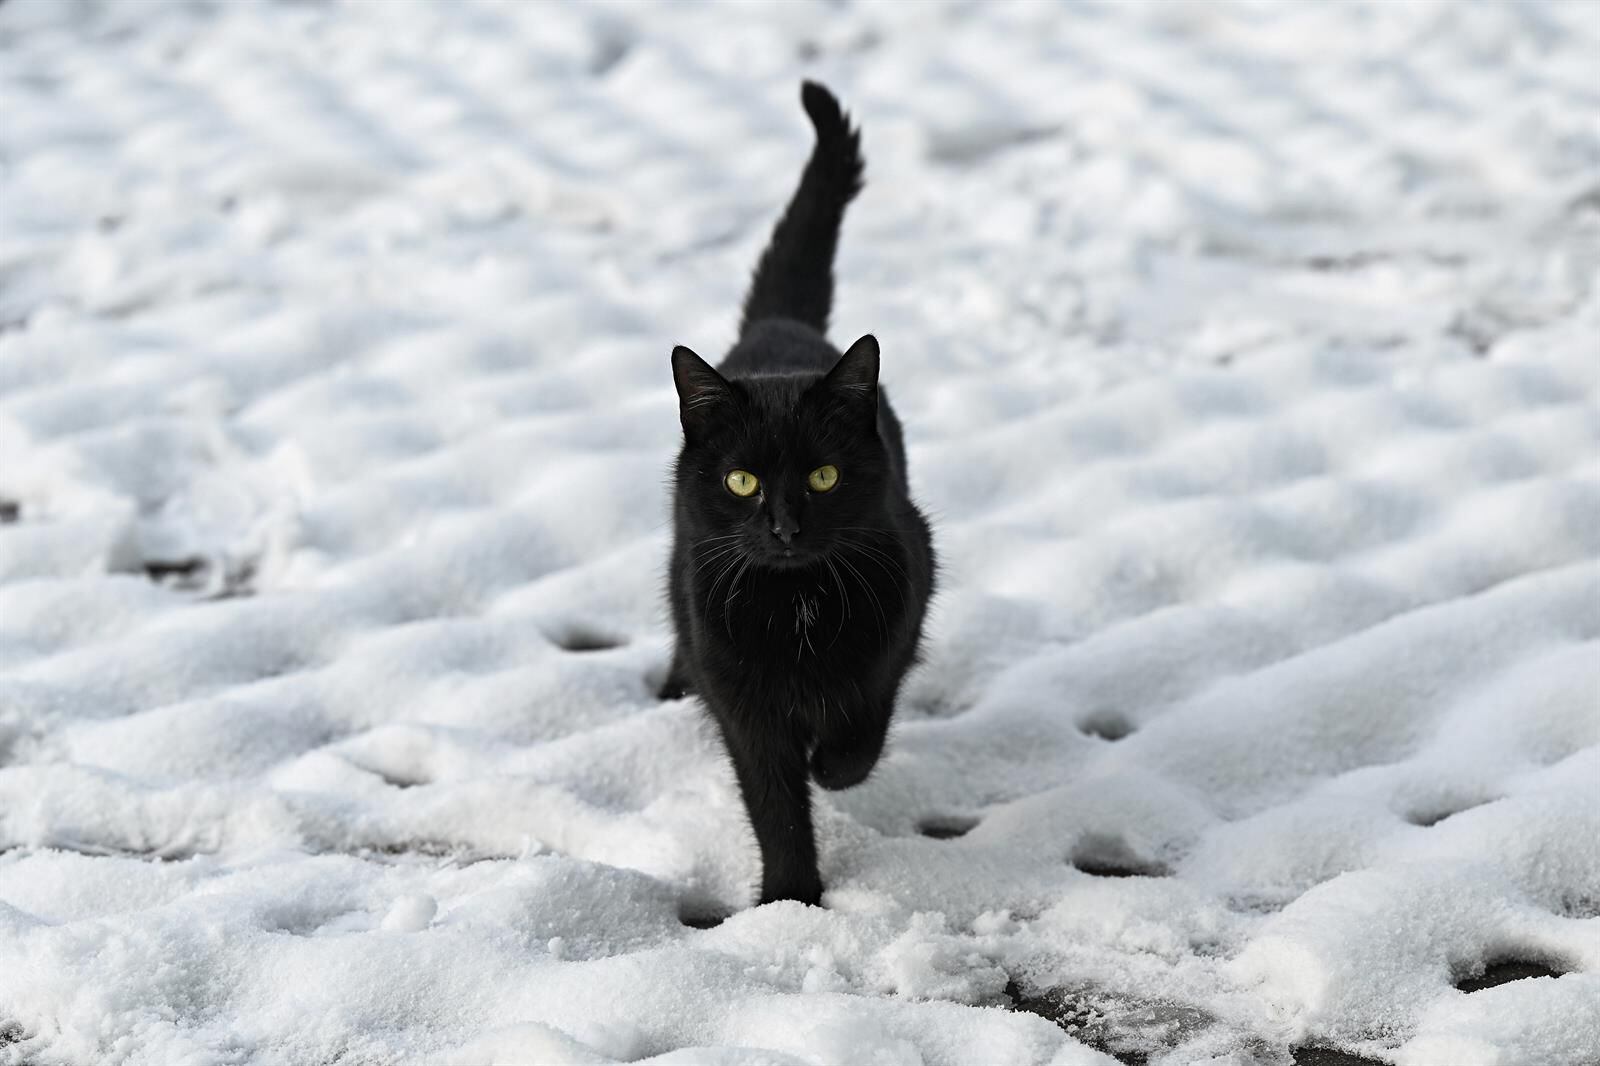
[753,544,824,570]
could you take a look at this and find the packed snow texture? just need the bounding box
[2,1,1599,1064]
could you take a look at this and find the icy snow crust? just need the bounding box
[2,1,1598,1063]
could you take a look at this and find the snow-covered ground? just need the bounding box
[2,1,1598,1063]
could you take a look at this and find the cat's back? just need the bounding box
[718,319,839,380]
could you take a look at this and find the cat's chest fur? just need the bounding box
[693,566,882,725]
[710,567,882,664]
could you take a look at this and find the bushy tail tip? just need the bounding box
[800,81,848,139]
[800,80,864,196]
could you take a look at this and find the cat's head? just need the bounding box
[671,335,889,570]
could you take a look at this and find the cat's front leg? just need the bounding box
[809,699,891,791]
[715,711,823,906]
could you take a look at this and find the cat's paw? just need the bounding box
[809,742,878,791]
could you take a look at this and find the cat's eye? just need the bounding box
[725,469,760,497]
[807,465,839,492]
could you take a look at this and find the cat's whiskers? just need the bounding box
[834,533,910,603]
[833,551,888,641]
[691,533,746,571]
[721,556,755,638]
[822,555,852,649]
[692,543,744,576]
[691,533,743,558]
[703,549,746,618]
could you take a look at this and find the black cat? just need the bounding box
[661,82,935,906]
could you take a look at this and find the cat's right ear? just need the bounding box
[672,345,734,439]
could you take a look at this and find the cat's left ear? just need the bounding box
[672,345,735,440]
[822,334,880,401]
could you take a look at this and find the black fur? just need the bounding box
[662,83,935,907]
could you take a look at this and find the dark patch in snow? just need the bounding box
[140,555,258,599]
[917,814,979,840]
[796,27,880,61]
[1291,1047,1390,1066]
[42,840,200,863]
[678,906,728,930]
[1445,310,1499,356]
[1406,798,1492,827]
[1070,834,1170,878]
[1302,249,1465,273]
[260,903,347,937]
[927,123,1059,166]
[1557,892,1600,919]
[363,765,429,790]
[1224,893,1292,916]
[1188,936,1235,959]
[1304,251,1389,273]
[368,841,465,859]
[1567,184,1600,216]
[0,499,19,523]
[144,557,207,584]
[1455,957,1563,993]
[0,1020,26,1048]
[908,691,972,718]
[1442,301,1556,359]
[553,627,626,653]
[340,842,510,869]
[590,37,630,76]
[1002,978,1215,1065]
[205,557,258,600]
[1080,711,1134,741]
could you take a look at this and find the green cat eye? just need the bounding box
[807,464,839,492]
[725,469,760,497]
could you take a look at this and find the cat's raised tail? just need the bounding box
[738,81,865,339]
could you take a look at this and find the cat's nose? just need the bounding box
[770,518,799,545]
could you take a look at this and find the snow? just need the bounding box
[1,0,1598,1063]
